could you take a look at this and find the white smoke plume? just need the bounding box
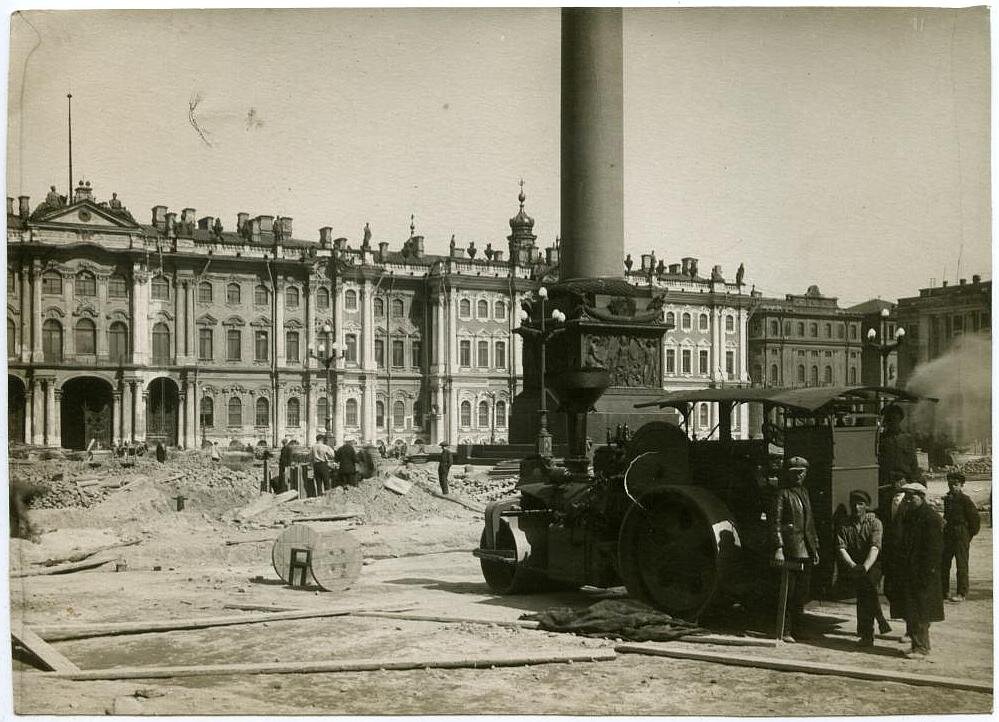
[905,334,992,450]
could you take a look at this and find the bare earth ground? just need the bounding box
[8,454,994,715]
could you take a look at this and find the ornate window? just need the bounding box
[255,397,269,427]
[345,289,358,311]
[823,365,833,385]
[287,398,300,427]
[411,340,422,369]
[459,299,471,319]
[108,275,128,298]
[393,400,405,429]
[392,339,405,368]
[392,298,404,318]
[797,322,805,336]
[494,300,506,320]
[374,298,385,317]
[478,401,490,427]
[460,400,472,427]
[76,271,96,297]
[700,314,710,332]
[152,322,171,364]
[346,399,359,427]
[681,348,691,374]
[477,299,489,318]
[42,271,63,295]
[681,313,692,330]
[496,401,507,428]
[200,397,214,428]
[495,341,506,369]
[42,319,62,361]
[197,328,213,361]
[376,401,385,428]
[254,285,269,306]
[7,318,15,357]
[770,364,778,385]
[74,318,96,355]
[725,350,735,377]
[345,334,358,363]
[769,320,779,336]
[316,287,330,310]
[698,403,709,428]
[809,323,818,338]
[226,329,241,360]
[698,349,709,375]
[837,324,845,339]
[285,286,300,309]
[198,281,213,303]
[226,283,241,305]
[725,315,735,332]
[665,311,676,328]
[824,323,832,338]
[797,365,805,385]
[316,397,329,430]
[459,340,471,367]
[108,322,128,362]
[666,348,676,374]
[254,330,268,361]
[151,276,170,300]
[375,339,385,368]
[477,340,489,367]
[227,397,242,426]
[285,331,300,363]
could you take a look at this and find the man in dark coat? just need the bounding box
[335,440,359,487]
[941,470,981,602]
[896,481,944,658]
[836,489,890,647]
[877,405,920,488]
[275,438,293,493]
[769,456,820,643]
[879,471,909,623]
[438,441,453,495]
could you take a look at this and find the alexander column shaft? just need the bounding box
[560,8,625,281]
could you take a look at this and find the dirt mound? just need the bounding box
[960,456,992,475]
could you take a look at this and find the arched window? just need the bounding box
[374,298,384,317]
[226,329,242,360]
[824,323,832,338]
[391,298,404,318]
[478,401,490,427]
[107,274,128,298]
[477,299,489,318]
[681,312,692,330]
[725,315,735,332]
[699,314,709,331]
[753,364,763,383]
[459,299,471,319]
[316,287,330,310]
[198,281,213,303]
[837,324,845,339]
[7,318,15,357]
[413,400,423,428]
[73,318,96,355]
[376,401,385,428]
[797,365,805,386]
[809,323,818,338]
[42,319,62,361]
[200,397,214,428]
[784,321,791,335]
[393,400,405,429]
[810,366,819,386]
[496,401,507,428]
[151,276,170,300]
[344,289,358,311]
[769,364,778,385]
[254,284,269,306]
[460,400,472,427]
[316,397,328,430]
[797,322,805,336]
[849,366,858,384]
[286,397,300,427]
[769,320,779,336]
[152,322,171,364]
[225,283,241,305]
[494,300,506,320]
[42,271,63,295]
[76,271,96,297]
[477,340,489,367]
[345,334,358,363]
[346,399,359,427]
[495,341,506,369]
[698,403,709,428]
[227,397,242,426]
[255,397,269,427]
[285,286,300,308]
[285,331,300,363]
[666,312,676,328]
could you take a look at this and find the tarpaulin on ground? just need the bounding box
[522,599,707,642]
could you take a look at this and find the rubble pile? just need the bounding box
[959,456,992,476]
[448,473,518,504]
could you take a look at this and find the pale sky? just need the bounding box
[6,8,991,305]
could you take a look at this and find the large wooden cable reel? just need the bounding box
[272,523,362,592]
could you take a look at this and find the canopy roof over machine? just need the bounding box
[635,386,932,414]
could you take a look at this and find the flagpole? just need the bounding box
[67,93,73,200]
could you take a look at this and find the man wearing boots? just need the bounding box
[896,482,944,658]
[941,470,981,603]
[836,489,891,648]
[438,441,453,495]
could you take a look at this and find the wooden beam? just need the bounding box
[616,644,993,694]
[427,490,485,513]
[41,651,618,681]
[351,611,540,629]
[222,604,301,613]
[11,622,80,672]
[34,608,358,641]
[234,490,298,521]
[12,556,114,578]
[679,635,777,648]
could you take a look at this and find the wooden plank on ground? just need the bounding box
[615,643,993,694]
[234,490,298,521]
[42,651,618,681]
[351,611,540,629]
[293,513,360,523]
[383,477,412,495]
[34,607,358,641]
[222,604,301,613]
[679,634,777,648]
[427,489,485,513]
[224,535,280,546]
[12,556,115,578]
[11,622,80,672]
[36,539,141,567]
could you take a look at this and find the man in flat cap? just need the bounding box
[836,489,890,647]
[941,470,980,603]
[896,481,944,658]
[769,456,820,642]
[438,441,453,495]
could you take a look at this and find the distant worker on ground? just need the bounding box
[210,442,222,463]
[438,441,453,495]
[278,438,293,485]
[941,470,980,603]
[895,482,944,658]
[311,434,336,496]
[334,439,359,487]
[836,489,891,648]
[769,456,820,643]
[155,442,166,463]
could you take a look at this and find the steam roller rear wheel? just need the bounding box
[618,491,719,617]
[479,524,555,594]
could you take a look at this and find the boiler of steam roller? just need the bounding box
[475,381,927,617]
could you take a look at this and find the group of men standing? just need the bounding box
[771,405,981,659]
[276,435,360,496]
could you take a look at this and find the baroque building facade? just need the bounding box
[7,180,753,450]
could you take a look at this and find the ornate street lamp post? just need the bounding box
[866,307,905,412]
[308,321,346,438]
[515,286,567,458]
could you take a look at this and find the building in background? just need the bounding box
[845,298,901,387]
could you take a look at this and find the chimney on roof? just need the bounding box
[942,280,949,287]
[198,216,215,231]
[681,258,690,275]
[8,197,16,216]
[669,263,681,274]
[379,241,389,261]
[165,212,177,237]
[280,217,292,239]
[411,235,424,258]
[236,212,249,234]
[73,180,93,204]
[249,217,261,241]
[152,205,167,229]
[973,274,981,284]
[257,215,274,235]
[493,250,504,262]
[319,227,333,248]
[959,278,967,286]
[17,195,30,218]
[640,253,653,271]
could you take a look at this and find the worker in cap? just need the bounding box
[941,470,980,603]
[768,455,819,642]
[894,480,944,658]
[438,440,453,496]
[877,404,920,489]
[836,488,891,647]
[276,437,294,493]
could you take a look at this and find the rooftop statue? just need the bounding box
[362,222,372,249]
[109,192,123,210]
[736,262,745,286]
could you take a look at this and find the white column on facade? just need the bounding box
[122,381,134,442]
[30,263,42,363]
[304,382,315,444]
[50,384,62,448]
[363,376,376,442]
[135,384,147,442]
[18,267,28,361]
[334,283,345,368]
[275,278,286,367]
[276,384,286,440]
[112,389,122,445]
[185,280,195,363]
[361,280,374,370]
[183,381,196,449]
[304,281,316,369]
[132,266,150,366]
[26,381,39,444]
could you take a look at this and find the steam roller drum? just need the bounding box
[271,523,362,592]
[478,523,561,594]
[618,487,738,617]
